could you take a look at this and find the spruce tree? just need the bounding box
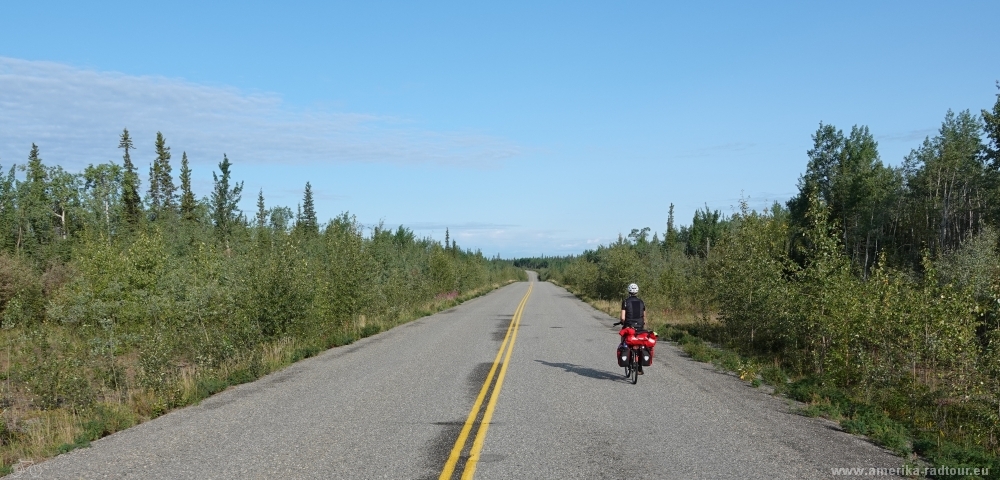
[154,132,175,210]
[119,128,142,226]
[19,144,52,249]
[0,163,15,251]
[665,203,678,251]
[147,161,160,211]
[179,152,197,221]
[445,228,450,251]
[146,131,176,218]
[210,154,243,238]
[300,182,318,235]
[256,189,267,228]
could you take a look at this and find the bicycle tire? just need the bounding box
[630,349,639,384]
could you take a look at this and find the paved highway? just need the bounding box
[38,272,904,479]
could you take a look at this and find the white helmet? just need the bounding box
[627,283,639,294]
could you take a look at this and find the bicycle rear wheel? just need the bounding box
[630,350,639,384]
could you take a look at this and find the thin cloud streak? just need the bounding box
[0,57,521,169]
[878,128,936,143]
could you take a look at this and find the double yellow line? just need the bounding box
[439,282,533,480]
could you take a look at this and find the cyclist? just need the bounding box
[620,283,646,331]
[614,283,647,374]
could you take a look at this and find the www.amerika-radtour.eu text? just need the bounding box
[831,466,990,477]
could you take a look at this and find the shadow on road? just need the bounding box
[534,360,624,381]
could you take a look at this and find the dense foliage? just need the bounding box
[549,86,1000,473]
[0,129,525,469]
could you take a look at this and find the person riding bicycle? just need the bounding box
[619,283,646,331]
[614,283,647,374]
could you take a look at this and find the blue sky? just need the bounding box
[2,1,999,257]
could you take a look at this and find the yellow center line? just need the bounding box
[439,282,533,480]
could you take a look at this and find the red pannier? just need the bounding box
[618,327,658,365]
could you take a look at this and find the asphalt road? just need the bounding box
[37,272,905,479]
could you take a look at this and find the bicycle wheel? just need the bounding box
[630,350,639,384]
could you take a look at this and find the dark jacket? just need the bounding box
[621,294,646,330]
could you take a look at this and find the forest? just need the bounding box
[539,85,1000,475]
[0,129,525,470]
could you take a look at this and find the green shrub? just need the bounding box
[914,436,1000,479]
[841,406,912,456]
[291,345,322,362]
[361,324,381,338]
[0,254,44,327]
[194,376,228,401]
[682,340,721,363]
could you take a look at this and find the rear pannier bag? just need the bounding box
[640,347,652,366]
[617,343,629,367]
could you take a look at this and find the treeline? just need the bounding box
[0,128,525,470]
[549,86,1000,471]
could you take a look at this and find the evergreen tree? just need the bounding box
[147,132,176,217]
[179,152,197,222]
[147,162,160,211]
[154,132,175,210]
[210,154,243,239]
[25,144,45,185]
[256,189,267,228]
[445,228,450,251]
[665,203,678,251]
[27,145,50,240]
[0,163,15,251]
[119,128,142,226]
[300,182,318,235]
[16,144,52,252]
[685,206,725,257]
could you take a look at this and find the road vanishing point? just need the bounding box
[39,272,905,479]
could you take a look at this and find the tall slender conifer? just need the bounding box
[256,189,267,228]
[154,132,175,210]
[20,144,51,248]
[300,182,318,235]
[179,152,196,221]
[119,128,142,226]
[210,154,243,238]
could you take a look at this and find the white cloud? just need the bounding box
[0,57,520,169]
